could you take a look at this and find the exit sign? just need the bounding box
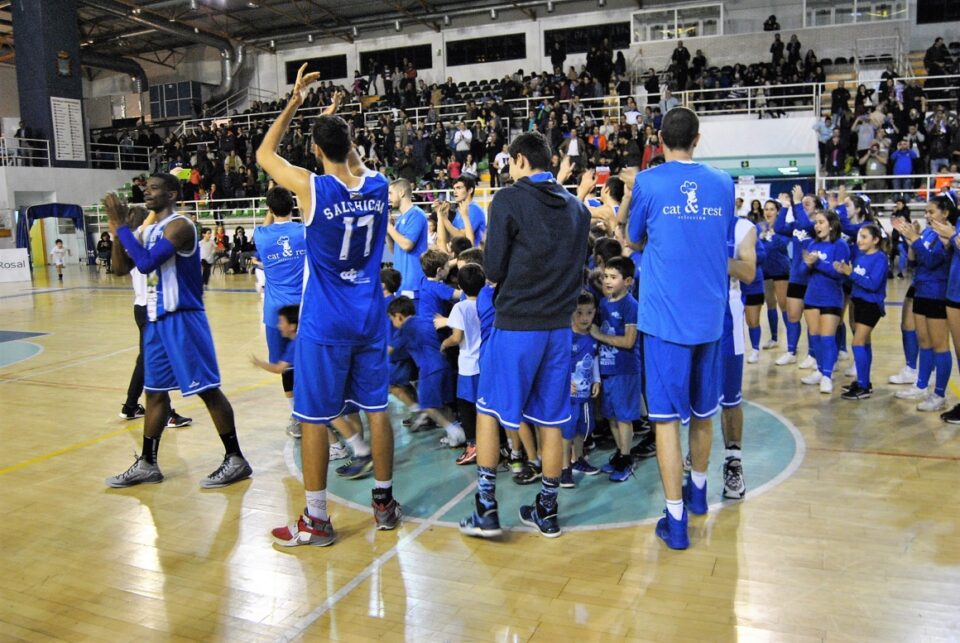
[789,159,798,167]
[740,160,750,168]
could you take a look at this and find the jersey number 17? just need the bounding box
[339,215,375,261]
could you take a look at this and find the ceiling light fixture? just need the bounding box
[269,39,275,49]
[443,14,451,25]
[352,26,358,37]
[131,7,141,14]
[490,8,497,19]
[307,33,314,43]
[598,0,605,5]
[395,20,401,31]
[189,0,197,10]
[547,1,554,13]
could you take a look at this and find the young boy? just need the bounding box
[199,227,215,287]
[561,292,602,487]
[436,262,485,465]
[417,248,461,320]
[590,256,642,482]
[49,239,68,281]
[382,268,422,428]
[388,296,466,447]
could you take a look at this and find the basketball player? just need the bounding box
[257,65,400,547]
[626,107,735,550]
[104,175,252,488]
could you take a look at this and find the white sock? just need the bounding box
[510,450,522,459]
[691,470,707,489]
[305,490,327,521]
[532,456,542,468]
[409,404,420,413]
[666,498,684,520]
[725,448,742,461]
[287,398,294,412]
[346,433,370,457]
[374,479,392,489]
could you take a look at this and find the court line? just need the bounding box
[0,341,44,369]
[808,446,960,461]
[0,285,257,300]
[0,345,137,385]
[0,378,275,477]
[277,480,478,642]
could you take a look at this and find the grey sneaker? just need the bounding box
[200,454,252,488]
[272,511,336,547]
[336,454,373,480]
[373,498,402,530]
[106,454,163,488]
[722,458,746,499]
[286,417,302,438]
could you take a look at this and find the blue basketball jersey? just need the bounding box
[628,161,735,345]
[143,212,204,322]
[452,202,487,245]
[570,331,599,401]
[301,171,390,344]
[253,221,307,327]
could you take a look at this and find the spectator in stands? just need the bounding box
[550,40,566,73]
[763,15,780,31]
[453,121,472,165]
[644,69,661,106]
[786,35,802,68]
[770,34,785,67]
[813,115,834,161]
[672,41,691,90]
[853,113,877,168]
[623,97,641,125]
[824,128,847,185]
[130,176,145,204]
[927,107,952,174]
[461,153,478,180]
[924,38,950,78]
[854,84,874,117]
[891,137,920,196]
[659,89,680,114]
[831,80,851,120]
[860,142,888,194]
[559,127,586,170]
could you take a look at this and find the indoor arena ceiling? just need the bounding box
[0,0,648,62]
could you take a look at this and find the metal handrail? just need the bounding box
[0,137,51,167]
[89,143,155,171]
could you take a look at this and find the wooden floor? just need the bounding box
[1,266,959,642]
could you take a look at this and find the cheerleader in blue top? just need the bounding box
[834,224,888,400]
[760,199,790,351]
[923,195,960,423]
[891,198,955,412]
[743,209,767,364]
[773,185,818,368]
[799,210,850,395]
[888,206,921,387]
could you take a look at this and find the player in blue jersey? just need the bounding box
[893,196,957,414]
[759,199,790,351]
[459,131,591,539]
[799,209,850,395]
[927,195,960,422]
[835,224,888,400]
[892,200,953,412]
[773,186,817,368]
[387,179,429,298]
[256,65,400,547]
[625,107,735,551]
[252,186,307,436]
[561,292,601,488]
[441,175,487,246]
[104,175,252,489]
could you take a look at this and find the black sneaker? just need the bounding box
[630,437,657,460]
[518,493,561,538]
[940,404,960,424]
[118,404,146,420]
[166,411,193,429]
[513,461,542,485]
[841,380,861,394]
[841,383,873,400]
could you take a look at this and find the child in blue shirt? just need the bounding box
[417,248,461,320]
[800,209,850,394]
[382,268,421,426]
[590,256,641,482]
[388,296,466,447]
[560,292,601,488]
[834,224,888,400]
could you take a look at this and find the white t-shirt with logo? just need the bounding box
[447,298,480,376]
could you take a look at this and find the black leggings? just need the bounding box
[457,398,477,443]
[124,305,148,408]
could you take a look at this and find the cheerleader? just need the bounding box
[888,207,921,386]
[774,185,819,368]
[759,199,790,350]
[925,195,960,422]
[743,210,767,363]
[799,209,850,394]
[891,199,955,411]
[835,224,888,400]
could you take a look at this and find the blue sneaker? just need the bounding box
[571,457,600,476]
[683,477,708,515]
[518,494,561,538]
[459,495,502,538]
[599,453,619,474]
[336,455,373,480]
[609,458,634,483]
[655,509,689,550]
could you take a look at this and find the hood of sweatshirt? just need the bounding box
[514,176,569,207]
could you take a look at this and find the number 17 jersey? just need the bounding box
[301,170,390,345]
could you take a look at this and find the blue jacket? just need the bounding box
[774,204,814,285]
[849,250,888,313]
[803,239,850,308]
[912,227,949,300]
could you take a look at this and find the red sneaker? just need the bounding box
[455,443,477,465]
[272,510,336,547]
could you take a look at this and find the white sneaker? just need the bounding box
[442,422,466,448]
[747,350,760,364]
[819,377,834,394]
[775,352,797,366]
[798,355,817,370]
[801,371,823,385]
[838,350,849,362]
[845,363,857,378]
[895,385,929,400]
[917,394,946,412]
[762,339,779,350]
[329,442,350,460]
[888,366,918,385]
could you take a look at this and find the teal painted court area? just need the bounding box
[287,400,803,531]
[0,331,47,368]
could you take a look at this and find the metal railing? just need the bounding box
[0,137,51,167]
[814,172,959,206]
[678,81,821,117]
[88,143,154,171]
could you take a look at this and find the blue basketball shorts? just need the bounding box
[389,357,416,386]
[144,310,221,396]
[561,398,595,440]
[643,334,721,424]
[293,337,389,423]
[457,372,479,404]
[417,366,454,410]
[476,327,571,430]
[720,352,744,408]
[600,372,643,422]
[265,324,291,365]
